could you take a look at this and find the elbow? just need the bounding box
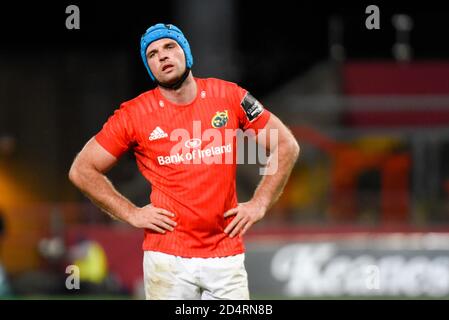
[68,164,79,186]
[68,160,83,187]
[289,139,300,161]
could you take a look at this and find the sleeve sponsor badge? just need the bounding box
[240,92,264,121]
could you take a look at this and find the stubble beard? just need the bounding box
[158,66,184,87]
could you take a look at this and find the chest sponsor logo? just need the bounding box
[211,110,229,128]
[148,120,277,175]
[157,143,232,165]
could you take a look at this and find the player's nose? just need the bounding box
[159,54,169,62]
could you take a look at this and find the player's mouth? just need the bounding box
[162,64,174,72]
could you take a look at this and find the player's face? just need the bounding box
[146,38,187,85]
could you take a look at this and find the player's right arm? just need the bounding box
[68,137,177,233]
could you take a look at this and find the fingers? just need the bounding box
[161,216,177,227]
[224,204,259,237]
[224,214,241,234]
[147,217,176,233]
[229,217,249,238]
[142,205,177,232]
[148,224,166,234]
[155,207,176,218]
[224,213,249,237]
[223,207,240,235]
[239,221,253,237]
[150,212,177,232]
[153,219,175,232]
[224,207,238,218]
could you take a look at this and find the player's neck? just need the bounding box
[158,73,197,105]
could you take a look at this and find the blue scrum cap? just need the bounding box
[140,23,193,81]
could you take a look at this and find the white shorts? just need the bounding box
[143,251,249,300]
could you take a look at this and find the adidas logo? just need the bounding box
[149,126,168,141]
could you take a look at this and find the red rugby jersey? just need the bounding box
[95,78,271,258]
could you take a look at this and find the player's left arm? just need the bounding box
[224,113,300,237]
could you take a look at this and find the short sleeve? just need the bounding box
[231,85,271,132]
[95,104,135,158]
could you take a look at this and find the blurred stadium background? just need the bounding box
[1,1,449,299]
